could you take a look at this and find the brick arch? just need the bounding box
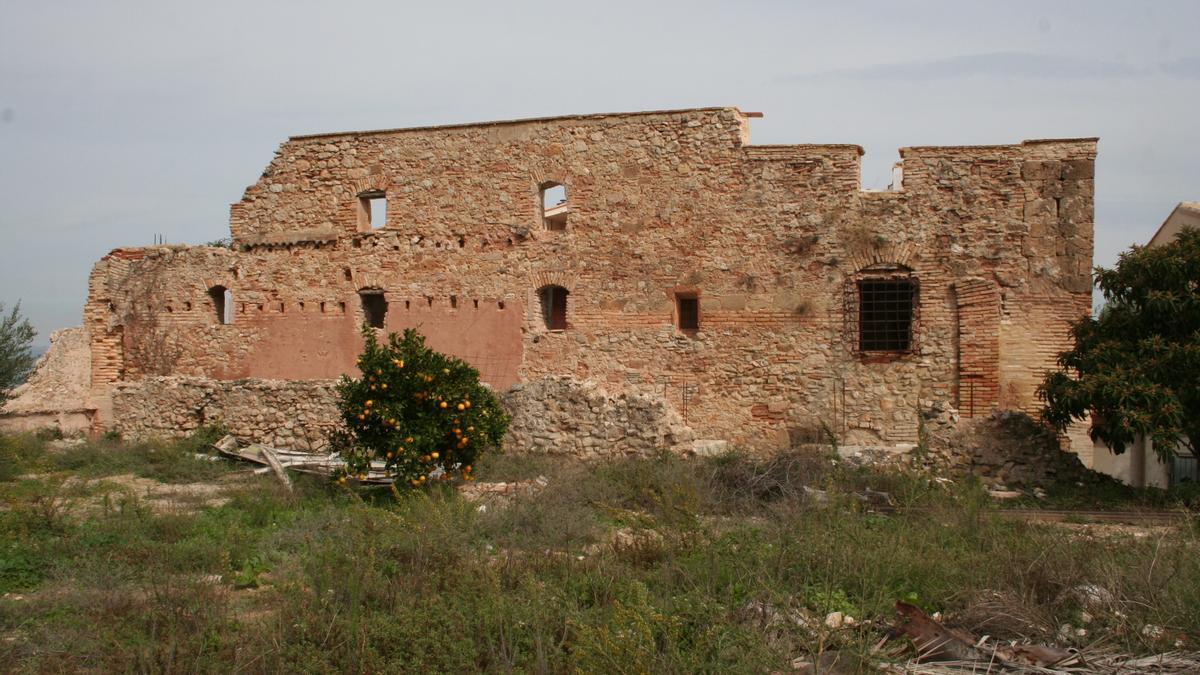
[531,270,577,291]
[200,277,234,292]
[846,241,917,275]
[530,167,570,190]
[349,174,390,196]
[353,272,386,291]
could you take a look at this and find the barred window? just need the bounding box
[858,279,914,351]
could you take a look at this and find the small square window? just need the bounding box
[677,295,699,331]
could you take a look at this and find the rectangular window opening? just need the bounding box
[539,286,568,330]
[677,295,699,331]
[358,191,387,231]
[360,292,387,328]
[858,279,914,352]
[541,183,568,231]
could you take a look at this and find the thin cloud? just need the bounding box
[1159,57,1200,79]
[782,52,1151,82]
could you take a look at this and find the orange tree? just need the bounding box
[331,327,509,487]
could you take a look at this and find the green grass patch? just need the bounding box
[0,435,1195,671]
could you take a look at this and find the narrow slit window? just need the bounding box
[357,190,387,231]
[538,285,569,330]
[858,279,914,351]
[677,295,699,331]
[359,290,387,328]
[209,286,233,325]
[540,182,568,231]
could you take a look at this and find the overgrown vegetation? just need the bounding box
[332,327,509,486]
[0,432,1196,672]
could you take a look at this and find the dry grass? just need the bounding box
[0,434,1196,672]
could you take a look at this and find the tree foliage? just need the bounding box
[1040,227,1200,459]
[0,302,37,404]
[332,327,509,487]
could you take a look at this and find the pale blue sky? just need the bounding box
[1,1,1197,345]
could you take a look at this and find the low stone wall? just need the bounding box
[111,375,696,458]
[501,376,694,458]
[111,377,340,451]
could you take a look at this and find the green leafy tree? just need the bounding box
[1040,227,1200,459]
[0,302,37,405]
[332,327,509,487]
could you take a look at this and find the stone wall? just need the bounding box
[501,376,695,458]
[0,327,94,434]
[111,377,340,450]
[83,107,1097,452]
[110,375,696,459]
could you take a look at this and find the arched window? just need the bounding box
[209,285,233,325]
[540,182,568,231]
[537,285,568,330]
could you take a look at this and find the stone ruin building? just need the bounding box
[2,107,1098,462]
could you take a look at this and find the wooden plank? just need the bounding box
[258,446,294,492]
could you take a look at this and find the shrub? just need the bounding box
[332,328,509,487]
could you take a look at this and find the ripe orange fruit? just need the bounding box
[457,403,465,411]
[431,452,440,459]
[439,401,448,409]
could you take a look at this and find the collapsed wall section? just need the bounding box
[0,326,94,434]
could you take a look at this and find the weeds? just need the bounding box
[0,433,1196,672]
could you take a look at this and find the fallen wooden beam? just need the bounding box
[255,445,294,492]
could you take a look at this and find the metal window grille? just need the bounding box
[858,280,914,351]
[677,296,699,330]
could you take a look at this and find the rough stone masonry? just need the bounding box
[8,107,1097,455]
